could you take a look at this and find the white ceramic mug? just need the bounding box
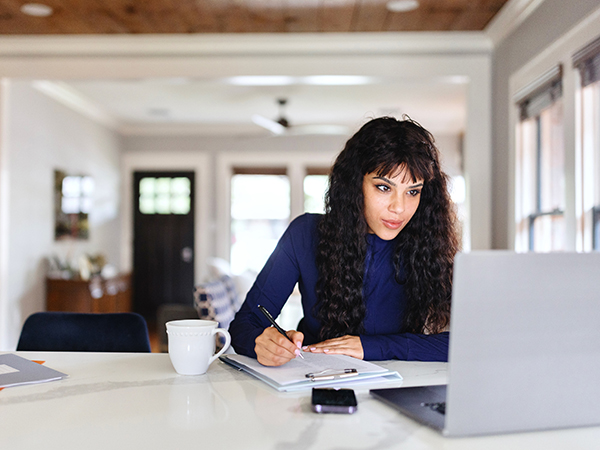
[166,319,231,375]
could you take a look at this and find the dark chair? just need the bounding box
[16,312,152,352]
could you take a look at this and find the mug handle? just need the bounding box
[209,328,232,366]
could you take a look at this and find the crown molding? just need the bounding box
[32,80,118,129]
[117,123,265,137]
[485,0,546,45]
[0,32,492,57]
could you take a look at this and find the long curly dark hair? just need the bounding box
[315,116,460,339]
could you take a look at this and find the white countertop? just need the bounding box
[1,352,599,450]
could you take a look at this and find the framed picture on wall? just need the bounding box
[54,169,93,240]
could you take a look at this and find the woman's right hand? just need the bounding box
[255,327,304,366]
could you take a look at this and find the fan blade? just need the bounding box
[251,114,286,135]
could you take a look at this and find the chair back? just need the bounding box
[17,312,151,352]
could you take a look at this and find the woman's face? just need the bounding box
[362,168,423,240]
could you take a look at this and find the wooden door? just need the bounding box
[133,171,195,320]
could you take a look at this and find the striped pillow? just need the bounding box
[193,275,239,329]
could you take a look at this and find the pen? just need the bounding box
[307,371,359,381]
[305,368,358,381]
[257,305,304,359]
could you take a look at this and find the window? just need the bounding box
[574,36,600,251]
[450,174,466,230]
[515,66,565,252]
[138,177,191,215]
[230,168,290,275]
[304,167,330,214]
[54,170,93,240]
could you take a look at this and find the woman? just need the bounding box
[229,116,460,366]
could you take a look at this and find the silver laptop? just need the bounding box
[371,251,600,437]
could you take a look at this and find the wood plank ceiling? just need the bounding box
[1,0,510,34]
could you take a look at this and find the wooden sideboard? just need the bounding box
[46,273,131,313]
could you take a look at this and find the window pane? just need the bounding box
[155,194,170,214]
[155,178,171,195]
[81,176,94,196]
[520,118,538,216]
[304,174,328,213]
[61,197,80,214]
[231,175,290,220]
[532,215,565,252]
[171,195,190,215]
[62,176,81,197]
[450,175,466,204]
[139,178,155,196]
[539,100,565,212]
[581,80,600,250]
[231,174,290,275]
[171,177,191,195]
[139,196,155,214]
[80,197,92,214]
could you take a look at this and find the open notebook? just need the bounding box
[221,352,401,391]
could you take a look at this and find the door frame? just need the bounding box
[121,151,211,284]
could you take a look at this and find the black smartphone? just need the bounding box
[311,388,357,414]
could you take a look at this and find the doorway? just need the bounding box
[133,171,195,321]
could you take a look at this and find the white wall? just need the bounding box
[491,0,600,249]
[0,81,121,350]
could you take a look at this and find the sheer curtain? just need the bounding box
[574,36,600,251]
[515,66,565,252]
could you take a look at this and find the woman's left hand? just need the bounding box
[303,335,364,359]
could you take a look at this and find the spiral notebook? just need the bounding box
[220,352,401,392]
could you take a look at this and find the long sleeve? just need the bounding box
[229,213,450,363]
[360,332,449,362]
[229,214,320,358]
[359,233,450,362]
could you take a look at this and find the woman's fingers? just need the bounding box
[255,327,304,366]
[303,335,364,359]
[286,330,305,350]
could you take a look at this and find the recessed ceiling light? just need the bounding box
[147,108,170,117]
[226,76,296,86]
[386,0,420,13]
[20,3,53,17]
[225,75,379,86]
[303,75,379,85]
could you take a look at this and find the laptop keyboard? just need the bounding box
[422,402,446,415]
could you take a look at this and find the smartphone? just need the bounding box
[311,388,357,414]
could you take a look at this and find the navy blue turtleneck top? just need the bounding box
[229,213,449,362]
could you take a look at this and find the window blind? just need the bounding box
[573,35,600,87]
[515,65,563,121]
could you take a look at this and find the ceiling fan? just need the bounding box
[251,97,350,136]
